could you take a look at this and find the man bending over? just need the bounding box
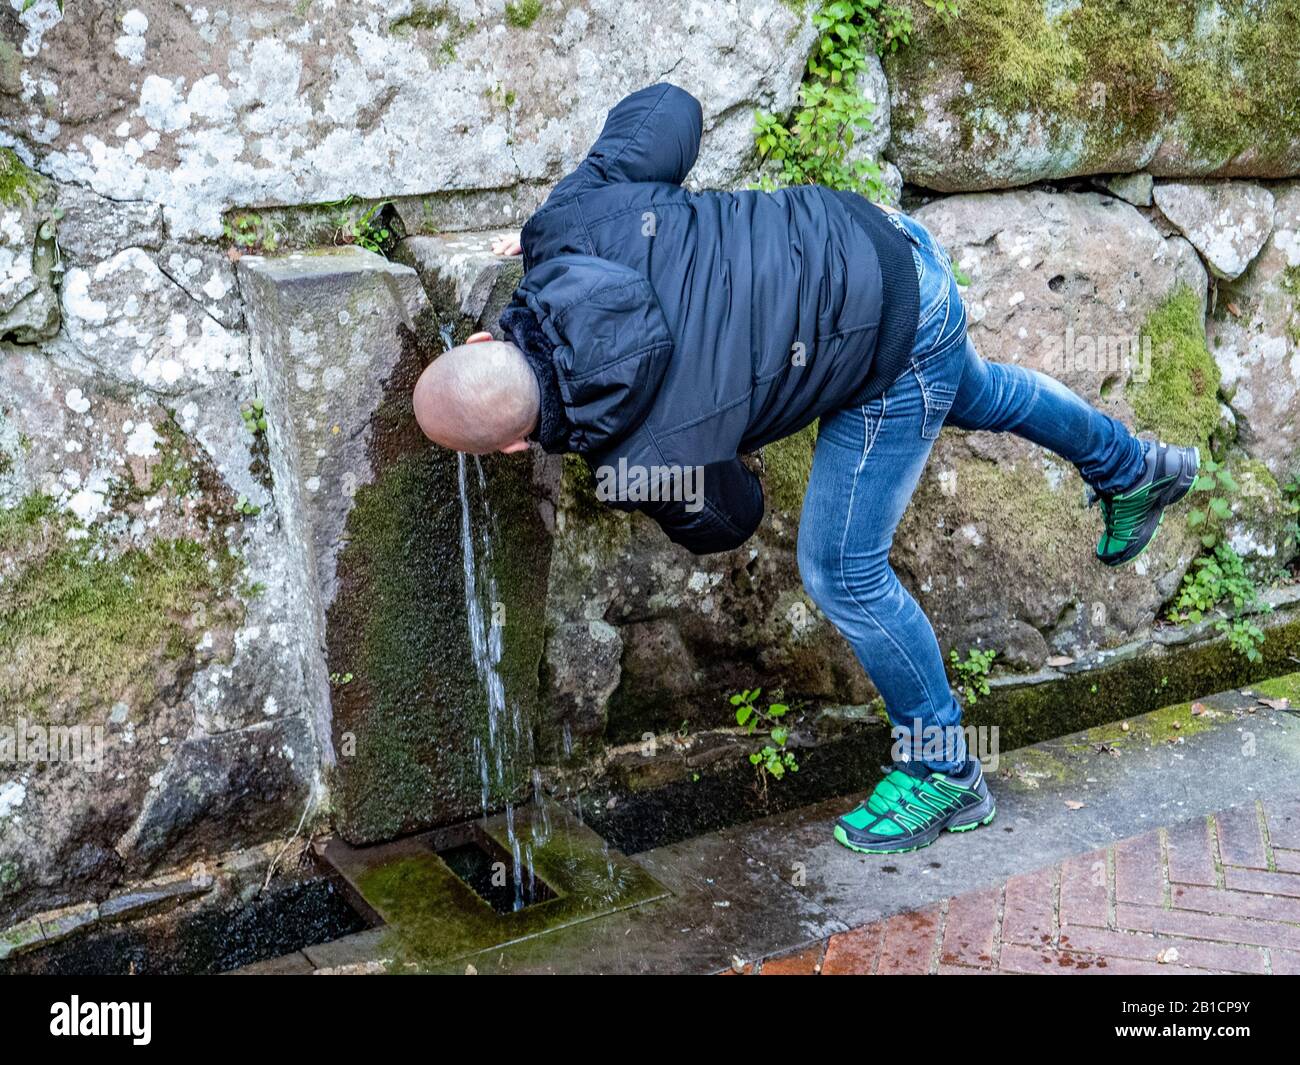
[413,84,1199,855]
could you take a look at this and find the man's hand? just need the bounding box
[491,234,522,256]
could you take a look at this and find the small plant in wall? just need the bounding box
[949,647,995,705]
[730,687,799,799]
[241,397,268,438]
[1186,455,1237,549]
[752,0,959,199]
[223,211,282,254]
[1172,455,1268,660]
[328,197,396,255]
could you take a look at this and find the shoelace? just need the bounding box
[1088,484,1150,544]
[859,768,957,830]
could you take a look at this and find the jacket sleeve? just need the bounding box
[635,457,765,555]
[547,83,703,201]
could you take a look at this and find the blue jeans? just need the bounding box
[797,210,1146,773]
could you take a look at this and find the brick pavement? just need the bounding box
[724,798,1300,975]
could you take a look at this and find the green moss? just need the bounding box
[1282,266,1300,349]
[960,608,1300,753]
[1128,286,1220,448]
[996,744,1079,791]
[0,529,239,722]
[1252,671,1300,703]
[557,452,630,554]
[388,2,475,60]
[0,148,40,206]
[945,455,1089,560]
[503,0,542,29]
[0,861,18,899]
[390,3,452,31]
[352,811,665,969]
[762,422,817,514]
[1075,696,1222,750]
[889,0,1300,170]
[0,492,55,549]
[147,417,198,499]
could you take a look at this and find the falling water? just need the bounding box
[443,324,544,910]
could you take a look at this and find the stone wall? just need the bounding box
[1,1,1298,921]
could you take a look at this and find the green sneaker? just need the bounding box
[833,760,996,855]
[1092,440,1200,567]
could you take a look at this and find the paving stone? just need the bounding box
[37,903,99,946]
[1114,830,1164,905]
[876,907,941,974]
[998,944,1188,976]
[1265,799,1300,850]
[758,943,824,975]
[1002,866,1055,948]
[98,878,210,923]
[821,923,884,976]
[227,951,315,975]
[1215,804,1269,870]
[1223,867,1300,899]
[1273,850,1300,874]
[1059,849,1109,928]
[300,928,390,971]
[939,887,1000,969]
[0,918,46,961]
[1058,925,1266,975]
[1117,903,1300,953]
[1170,883,1300,924]
[1165,817,1218,887]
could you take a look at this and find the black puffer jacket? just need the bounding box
[500,83,918,553]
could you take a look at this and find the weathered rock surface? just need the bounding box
[1154,181,1275,281]
[897,191,1211,657]
[59,245,248,396]
[238,247,427,611]
[4,0,817,239]
[1097,172,1153,208]
[1209,182,1300,482]
[0,351,320,923]
[396,232,523,326]
[887,1,1300,192]
[0,149,59,343]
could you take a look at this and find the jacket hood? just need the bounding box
[546,84,701,202]
[511,254,674,455]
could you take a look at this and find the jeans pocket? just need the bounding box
[912,346,960,441]
[918,379,955,440]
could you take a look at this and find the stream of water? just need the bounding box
[444,326,545,910]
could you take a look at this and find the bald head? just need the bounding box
[413,336,539,454]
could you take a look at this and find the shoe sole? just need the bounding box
[832,797,997,855]
[1100,445,1200,568]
